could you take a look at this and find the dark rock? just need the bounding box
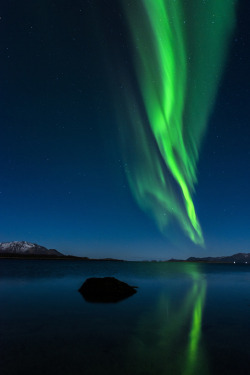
[79,277,137,303]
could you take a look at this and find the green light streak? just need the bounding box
[126,263,208,375]
[183,276,207,375]
[119,0,236,244]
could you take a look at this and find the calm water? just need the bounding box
[1,260,250,375]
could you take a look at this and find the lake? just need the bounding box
[1,259,250,375]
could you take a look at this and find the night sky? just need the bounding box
[0,0,249,260]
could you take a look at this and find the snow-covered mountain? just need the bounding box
[0,241,63,256]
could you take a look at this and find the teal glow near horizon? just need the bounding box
[118,0,237,245]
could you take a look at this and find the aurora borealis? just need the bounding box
[0,0,250,258]
[117,0,237,245]
[3,4,250,375]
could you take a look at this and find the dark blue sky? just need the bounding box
[0,0,249,259]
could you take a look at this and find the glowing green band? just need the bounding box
[119,0,236,244]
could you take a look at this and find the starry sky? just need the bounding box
[0,0,249,260]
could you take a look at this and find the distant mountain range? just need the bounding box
[1,242,250,263]
[0,241,122,260]
[0,241,63,256]
[169,253,250,263]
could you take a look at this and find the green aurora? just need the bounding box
[118,0,237,245]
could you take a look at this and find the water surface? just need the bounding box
[1,260,250,375]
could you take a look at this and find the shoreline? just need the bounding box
[0,255,248,264]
